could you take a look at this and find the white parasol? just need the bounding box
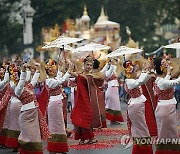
[42,36,83,49]
[42,43,74,51]
[72,42,110,53]
[164,43,180,49]
[106,46,143,58]
[51,36,83,46]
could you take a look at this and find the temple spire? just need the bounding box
[83,5,88,16]
[96,5,108,23]
[100,6,105,17]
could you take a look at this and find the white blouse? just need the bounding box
[100,63,109,74]
[30,72,40,87]
[125,73,151,90]
[14,71,40,97]
[0,72,9,91]
[46,70,70,102]
[46,70,70,89]
[105,65,119,87]
[26,70,31,82]
[13,71,27,97]
[155,76,180,90]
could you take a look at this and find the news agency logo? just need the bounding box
[121,134,180,149]
[121,135,133,149]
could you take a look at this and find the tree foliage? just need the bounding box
[0,0,23,56]
[0,0,179,56]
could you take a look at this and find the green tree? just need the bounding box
[0,0,179,56]
[0,0,23,57]
[105,0,179,53]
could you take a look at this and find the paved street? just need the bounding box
[1,102,180,154]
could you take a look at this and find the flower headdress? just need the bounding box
[123,60,133,79]
[9,64,19,84]
[84,55,94,64]
[0,66,5,79]
[45,59,57,75]
[160,58,170,73]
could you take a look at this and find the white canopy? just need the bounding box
[164,43,180,49]
[42,44,74,51]
[72,42,110,53]
[42,36,83,49]
[106,46,143,58]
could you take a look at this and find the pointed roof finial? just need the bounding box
[81,5,90,21]
[96,5,108,23]
[83,5,88,16]
[100,6,105,16]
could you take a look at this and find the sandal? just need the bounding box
[78,140,85,145]
[86,138,98,144]
[66,130,72,137]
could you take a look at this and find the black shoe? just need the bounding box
[11,148,18,152]
[0,145,6,149]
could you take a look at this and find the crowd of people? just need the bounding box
[0,54,180,154]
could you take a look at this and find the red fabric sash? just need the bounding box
[37,86,49,117]
[86,76,102,128]
[0,107,8,134]
[142,78,158,136]
[23,83,51,141]
[0,85,13,133]
[71,75,92,129]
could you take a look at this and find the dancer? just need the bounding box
[105,58,124,124]
[0,63,9,147]
[70,56,114,144]
[133,60,157,136]
[123,60,153,154]
[45,59,70,154]
[4,62,37,151]
[14,62,50,154]
[91,59,107,128]
[153,58,180,154]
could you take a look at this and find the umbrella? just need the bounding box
[72,42,110,53]
[106,46,143,58]
[42,44,74,51]
[51,36,83,46]
[145,46,163,56]
[42,36,83,49]
[164,43,180,49]
[170,58,180,77]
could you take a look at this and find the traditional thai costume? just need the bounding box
[105,64,124,123]
[68,77,76,110]
[45,70,70,153]
[154,75,180,154]
[125,72,153,154]
[5,70,33,149]
[0,71,9,146]
[71,74,95,142]
[71,64,114,141]
[141,77,158,137]
[15,70,50,154]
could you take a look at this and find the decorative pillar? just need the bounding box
[21,0,35,59]
[176,49,180,58]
